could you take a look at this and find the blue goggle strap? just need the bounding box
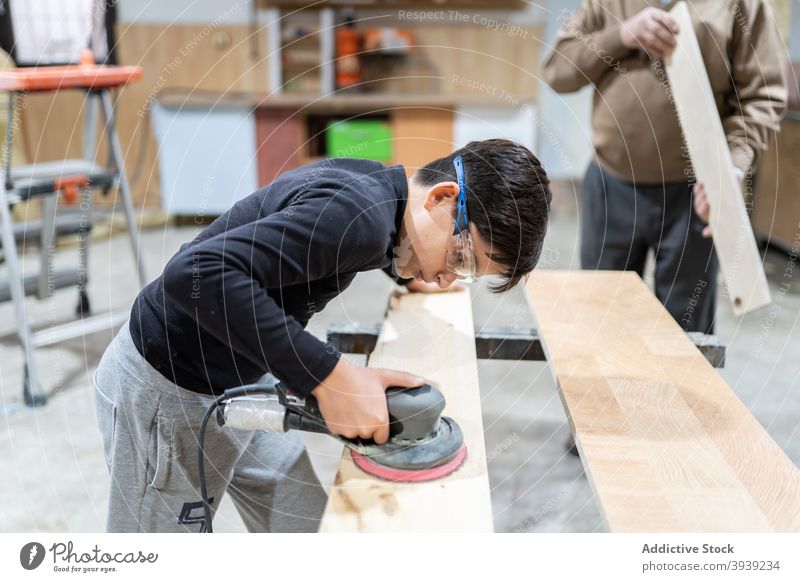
[453,155,469,235]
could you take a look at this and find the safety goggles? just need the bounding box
[445,155,479,282]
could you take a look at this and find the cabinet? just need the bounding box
[152,93,536,215]
[151,102,259,215]
[752,115,800,251]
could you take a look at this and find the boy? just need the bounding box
[94,138,552,532]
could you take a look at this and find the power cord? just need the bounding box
[197,383,276,533]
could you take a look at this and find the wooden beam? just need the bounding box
[318,289,493,532]
[526,270,800,532]
[665,1,770,315]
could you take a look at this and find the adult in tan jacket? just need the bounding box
[544,0,786,332]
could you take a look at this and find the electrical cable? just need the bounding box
[197,383,275,533]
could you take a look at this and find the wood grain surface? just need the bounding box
[319,289,493,532]
[526,270,800,532]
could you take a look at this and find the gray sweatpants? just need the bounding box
[93,323,327,533]
[580,162,718,334]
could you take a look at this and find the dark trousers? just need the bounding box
[580,162,718,334]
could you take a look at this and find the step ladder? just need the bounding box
[0,55,146,406]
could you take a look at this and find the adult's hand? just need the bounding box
[692,181,713,239]
[620,7,680,60]
[693,170,748,239]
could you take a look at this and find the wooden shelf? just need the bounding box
[260,1,523,8]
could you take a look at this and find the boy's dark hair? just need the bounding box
[414,139,552,292]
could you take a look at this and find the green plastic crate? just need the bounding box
[326,120,393,162]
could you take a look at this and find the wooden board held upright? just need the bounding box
[318,289,493,532]
[665,1,770,315]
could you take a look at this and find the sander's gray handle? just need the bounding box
[292,383,446,442]
[222,383,446,443]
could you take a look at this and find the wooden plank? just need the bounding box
[391,108,454,175]
[665,1,770,315]
[319,289,493,532]
[526,270,800,532]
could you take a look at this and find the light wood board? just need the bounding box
[318,289,493,532]
[665,1,770,315]
[526,270,800,532]
[391,108,454,176]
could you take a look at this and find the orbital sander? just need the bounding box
[197,380,466,531]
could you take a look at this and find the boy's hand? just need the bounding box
[405,280,464,293]
[312,358,425,444]
[620,7,679,60]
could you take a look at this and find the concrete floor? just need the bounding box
[1,197,799,533]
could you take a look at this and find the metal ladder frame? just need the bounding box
[0,88,146,406]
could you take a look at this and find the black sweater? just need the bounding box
[129,158,409,396]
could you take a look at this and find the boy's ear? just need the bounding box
[423,181,459,211]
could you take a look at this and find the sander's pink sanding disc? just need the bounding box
[350,443,468,483]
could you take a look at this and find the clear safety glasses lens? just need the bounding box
[446,229,478,282]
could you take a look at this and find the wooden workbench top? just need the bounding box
[526,270,800,532]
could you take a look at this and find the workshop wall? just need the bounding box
[15,0,543,207]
